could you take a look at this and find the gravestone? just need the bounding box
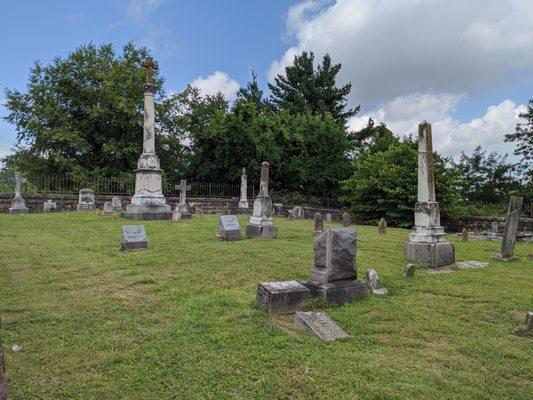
[256,281,311,314]
[342,212,351,227]
[365,268,388,295]
[171,210,181,223]
[491,221,499,236]
[287,210,295,221]
[496,196,523,261]
[111,197,123,212]
[314,212,324,234]
[8,172,29,214]
[291,206,304,219]
[302,227,367,305]
[174,179,192,219]
[456,261,488,270]
[43,200,57,212]
[218,215,242,241]
[404,122,455,267]
[295,311,348,341]
[246,161,278,239]
[120,225,148,251]
[238,168,249,209]
[462,228,468,242]
[102,202,113,215]
[378,218,387,234]
[325,213,332,222]
[404,264,416,277]
[273,203,284,216]
[123,57,172,220]
[77,188,96,211]
[526,312,533,334]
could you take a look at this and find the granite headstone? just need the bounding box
[120,225,148,251]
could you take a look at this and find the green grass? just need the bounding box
[0,212,532,399]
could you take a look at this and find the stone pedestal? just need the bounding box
[256,281,311,314]
[9,197,29,214]
[301,279,367,305]
[404,240,455,267]
[246,224,278,239]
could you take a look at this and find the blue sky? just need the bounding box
[1,0,532,160]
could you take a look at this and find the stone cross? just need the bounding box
[175,179,191,204]
[259,161,270,196]
[8,172,27,198]
[500,196,523,259]
[142,57,158,83]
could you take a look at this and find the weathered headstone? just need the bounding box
[218,215,242,241]
[295,311,348,341]
[238,168,249,209]
[491,221,499,236]
[246,161,278,239]
[287,210,295,221]
[43,200,57,212]
[404,122,455,267]
[314,212,324,233]
[120,225,148,251]
[273,203,284,216]
[291,206,304,219]
[496,196,523,261]
[325,213,332,222]
[378,218,387,234]
[77,188,95,211]
[365,268,388,295]
[302,227,367,305]
[123,57,172,220]
[256,281,311,314]
[461,228,469,242]
[111,197,123,212]
[102,202,113,215]
[171,209,181,223]
[404,264,416,277]
[174,179,192,219]
[342,212,351,227]
[8,172,29,214]
[525,311,533,334]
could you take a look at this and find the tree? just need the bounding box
[268,52,358,125]
[3,42,169,179]
[505,99,533,179]
[341,135,460,227]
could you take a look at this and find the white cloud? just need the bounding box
[126,0,167,20]
[191,71,240,101]
[270,0,533,107]
[348,94,525,158]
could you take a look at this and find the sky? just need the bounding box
[1,0,532,161]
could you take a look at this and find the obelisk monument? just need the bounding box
[404,122,454,267]
[246,161,278,239]
[123,57,172,220]
[238,168,249,209]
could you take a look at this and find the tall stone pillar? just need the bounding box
[404,122,455,267]
[246,161,278,239]
[123,57,172,220]
[497,196,523,261]
[238,168,249,209]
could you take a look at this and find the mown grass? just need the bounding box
[0,212,531,399]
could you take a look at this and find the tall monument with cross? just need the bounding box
[246,161,278,238]
[404,121,454,267]
[175,179,192,219]
[123,57,172,220]
[8,171,29,214]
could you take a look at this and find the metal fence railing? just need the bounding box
[0,175,256,199]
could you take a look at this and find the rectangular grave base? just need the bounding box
[256,281,311,314]
[122,211,173,220]
[180,213,192,220]
[404,241,455,268]
[9,207,29,214]
[246,224,278,239]
[301,279,367,305]
[120,241,148,252]
[218,230,243,241]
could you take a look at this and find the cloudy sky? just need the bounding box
[1,0,532,160]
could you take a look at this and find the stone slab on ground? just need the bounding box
[256,281,311,314]
[301,279,367,305]
[218,215,242,241]
[120,225,148,252]
[372,288,388,295]
[295,311,348,341]
[456,261,488,270]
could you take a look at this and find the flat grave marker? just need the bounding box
[121,225,148,252]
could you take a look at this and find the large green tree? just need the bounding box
[505,99,533,179]
[268,52,358,125]
[3,42,168,179]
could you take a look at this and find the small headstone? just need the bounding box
[273,203,284,216]
[342,212,351,227]
[526,311,533,333]
[295,311,348,341]
[43,200,57,212]
[496,196,523,261]
[102,201,113,215]
[404,264,416,277]
[462,228,468,242]
[456,261,488,270]
[491,221,499,235]
[77,188,95,211]
[378,218,387,234]
[111,213,118,220]
[218,215,242,241]
[325,213,332,222]
[365,268,388,295]
[111,197,123,212]
[171,210,181,223]
[287,210,295,221]
[291,206,304,219]
[120,225,148,252]
[256,281,311,314]
[314,212,324,233]
[95,208,102,215]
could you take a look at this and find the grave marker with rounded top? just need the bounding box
[77,188,95,210]
[342,212,351,227]
[378,218,387,234]
[314,212,324,233]
[462,228,468,242]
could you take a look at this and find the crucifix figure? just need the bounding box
[142,57,158,84]
[8,171,29,213]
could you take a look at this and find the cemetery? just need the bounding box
[1,2,532,398]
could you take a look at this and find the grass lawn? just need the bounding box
[0,212,532,399]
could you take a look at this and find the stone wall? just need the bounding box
[443,215,533,233]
